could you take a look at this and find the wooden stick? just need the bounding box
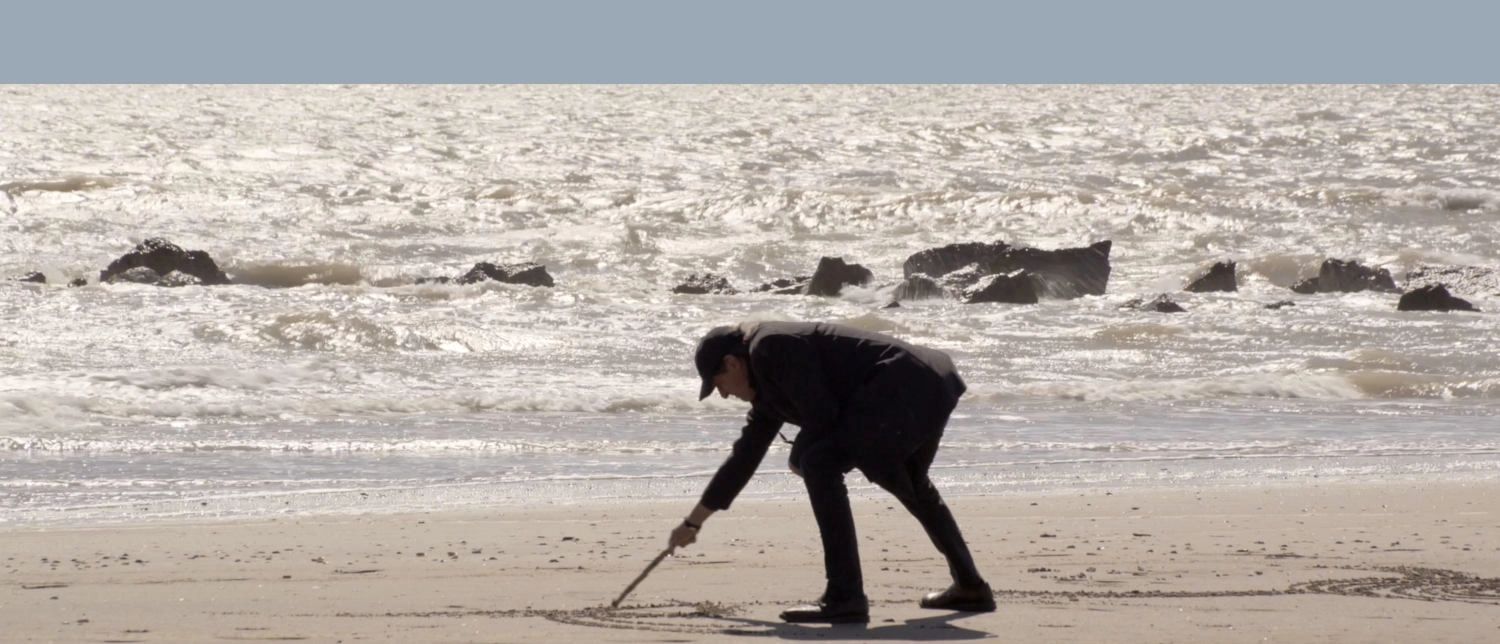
[611,548,672,608]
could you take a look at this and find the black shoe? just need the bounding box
[779,595,870,624]
[919,583,996,612]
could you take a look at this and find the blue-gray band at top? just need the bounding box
[3,0,1497,83]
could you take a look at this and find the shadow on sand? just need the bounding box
[717,612,992,640]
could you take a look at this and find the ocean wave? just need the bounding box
[256,310,438,352]
[85,365,314,391]
[0,436,727,454]
[1295,108,1347,122]
[0,388,732,424]
[1435,189,1498,212]
[1243,253,1323,287]
[993,372,1500,402]
[0,175,119,195]
[1287,186,1500,213]
[229,262,364,287]
[9,434,1498,461]
[1090,322,1186,346]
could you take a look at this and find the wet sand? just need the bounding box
[3,480,1498,642]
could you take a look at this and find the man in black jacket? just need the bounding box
[667,321,995,623]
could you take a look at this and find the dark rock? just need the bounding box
[1397,285,1478,312]
[672,273,738,295]
[1291,259,1397,294]
[414,276,453,285]
[14,272,46,284]
[904,243,1007,280]
[1124,294,1186,313]
[805,257,872,297]
[892,274,949,302]
[883,301,901,309]
[68,277,88,288]
[1185,261,1237,293]
[108,266,163,284]
[903,240,1112,299]
[754,276,811,295]
[99,238,231,286]
[935,264,989,291]
[1264,300,1296,310]
[964,271,1040,304]
[455,262,554,287]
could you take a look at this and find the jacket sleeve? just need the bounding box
[699,406,784,511]
[753,334,840,437]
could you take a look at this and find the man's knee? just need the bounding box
[798,443,853,481]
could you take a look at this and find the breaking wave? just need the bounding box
[994,373,1500,402]
[0,175,119,194]
[229,262,365,287]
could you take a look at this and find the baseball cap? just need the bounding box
[694,325,744,400]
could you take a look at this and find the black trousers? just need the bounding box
[792,366,985,599]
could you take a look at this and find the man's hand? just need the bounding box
[668,521,699,550]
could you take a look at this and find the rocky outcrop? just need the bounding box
[903,240,1112,299]
[1397,285,1478,312]
[1124,294,1186,313]
[752,256,871,296]
[14,272,45,283]
[964,271,1040,304]
[672,273,738,295]
[805,257,872,296]
[891,274,948,302]
[99,238,231,286]
[1291,259,1397,294]
[1264,300,1296,310]
[454,262,555,287]
[102,266,204,287]
[1185,261,1237,293]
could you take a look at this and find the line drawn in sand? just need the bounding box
[333,567,1500,637]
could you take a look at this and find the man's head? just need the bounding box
[694,325,755,402]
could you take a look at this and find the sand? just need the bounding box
[3,480,1498,643]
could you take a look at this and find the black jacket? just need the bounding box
[699,321,966,510]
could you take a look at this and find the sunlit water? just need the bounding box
[3,86,1497,526]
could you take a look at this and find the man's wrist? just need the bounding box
[682,518,701,530]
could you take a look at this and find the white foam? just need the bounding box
[3,85,1500,523]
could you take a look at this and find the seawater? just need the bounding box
[2,86,1498,526]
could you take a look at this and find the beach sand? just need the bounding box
[3,480,1498,643]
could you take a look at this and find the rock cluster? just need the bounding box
[1185,261,1238,293]
[99,238,231,286]
[1291,259,1398,294]
[1397,285,1478,312]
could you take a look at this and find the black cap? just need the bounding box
[694,325,744,400]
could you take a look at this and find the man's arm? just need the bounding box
[670,408,782,550]
[698,407,783,511]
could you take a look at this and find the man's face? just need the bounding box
[712,355,756,402]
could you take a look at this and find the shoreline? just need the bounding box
[5,454,1500,530]
[4,478,1498,642]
